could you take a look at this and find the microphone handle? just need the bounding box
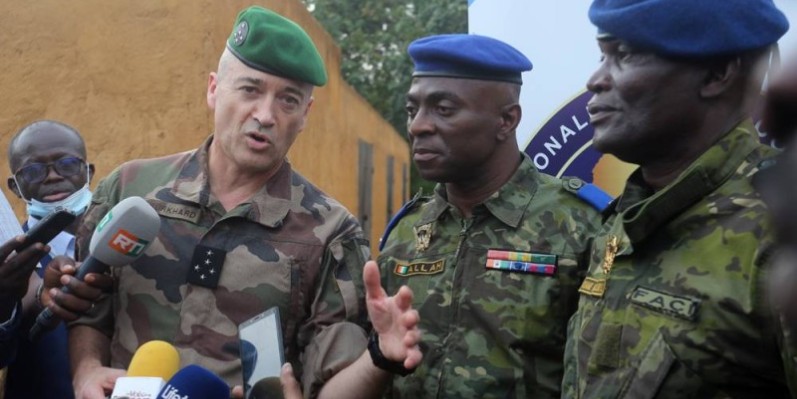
[28,308,55,341]
[29,257,111,341]
[74,256,111,280]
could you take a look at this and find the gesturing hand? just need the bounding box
[363,260,423,370]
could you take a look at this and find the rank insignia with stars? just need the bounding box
[233,21,249,46]
[187,244,227,289]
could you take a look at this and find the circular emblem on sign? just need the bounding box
[523,90,635,197]
[233,21,249,46]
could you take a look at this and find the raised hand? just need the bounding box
[363,260,422,369]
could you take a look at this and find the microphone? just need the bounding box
[29,196,161,340]
[111,340,180,399]
[157,364,230,399]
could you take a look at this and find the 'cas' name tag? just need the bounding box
[485,249,557,276]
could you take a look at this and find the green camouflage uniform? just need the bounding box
[378,155,602,398]
[70,137,370,397]
[563,121,797,398]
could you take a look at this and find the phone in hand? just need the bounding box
[239,306,285,399]
[18,209,77,252]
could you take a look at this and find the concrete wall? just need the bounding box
[0,0,410,252]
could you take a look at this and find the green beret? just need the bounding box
[226,6,327,86]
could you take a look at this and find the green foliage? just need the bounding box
[301,0,468,195]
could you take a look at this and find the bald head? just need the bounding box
[8,120,86,172]
[7,120,93,204]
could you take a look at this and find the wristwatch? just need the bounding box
[367,331,416,376]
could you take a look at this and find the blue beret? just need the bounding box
[408,34,532,84]
[589,0,789,57]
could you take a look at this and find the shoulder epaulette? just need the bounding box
[562,177,614,213]
[379,191,424,251]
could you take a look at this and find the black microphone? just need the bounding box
[29,196,161,340]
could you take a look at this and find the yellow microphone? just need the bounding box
[111,340,180,399]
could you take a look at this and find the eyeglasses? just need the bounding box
[14,157,86,184]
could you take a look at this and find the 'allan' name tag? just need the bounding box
[394,260,445,277]
[630,286,700,321]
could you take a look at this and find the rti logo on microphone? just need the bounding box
[160,385,188,399]
[109,229,150,256]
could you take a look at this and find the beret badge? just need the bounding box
[233,21,249,46]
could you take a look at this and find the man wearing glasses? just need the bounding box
[4,119,97,399]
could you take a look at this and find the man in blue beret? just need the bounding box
[339,33,604,398]
[66,6,421,399]
[563,0,797,396]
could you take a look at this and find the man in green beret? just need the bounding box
[67,6,420,399]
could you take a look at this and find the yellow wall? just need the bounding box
[0,0,410,253]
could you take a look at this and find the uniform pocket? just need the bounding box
[619,330,675,399]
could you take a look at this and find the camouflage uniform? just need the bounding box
[70,137,370,396]
[378,155,602,398]
[563,121,797,397]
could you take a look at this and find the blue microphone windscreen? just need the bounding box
[158,365,230,399]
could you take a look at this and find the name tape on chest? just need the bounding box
[630,286,700,321]
[155,203,201,224]
[393,259,445,277]
[485,249,557,276]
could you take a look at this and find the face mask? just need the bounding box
[15,168,93,219]
[25,184,92,219]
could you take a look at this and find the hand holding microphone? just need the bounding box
[29,196,161,340]
[38,255,114,322]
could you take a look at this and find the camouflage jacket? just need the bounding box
[563,121,797,398]
[70,137,370,397]
[378,155,602,399]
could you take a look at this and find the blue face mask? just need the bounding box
[15,167,93,219]
[25,184,92,219]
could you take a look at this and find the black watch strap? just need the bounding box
[367,331,416,376]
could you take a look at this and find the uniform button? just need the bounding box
[568,179,583,190]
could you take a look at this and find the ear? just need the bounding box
[88,163,96,184]
[7,177,21,199]
[496,103,522,141]
[303,97,314,118]
[298,97,314,133]
[207,72,219,111]
[700,57,741,98]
